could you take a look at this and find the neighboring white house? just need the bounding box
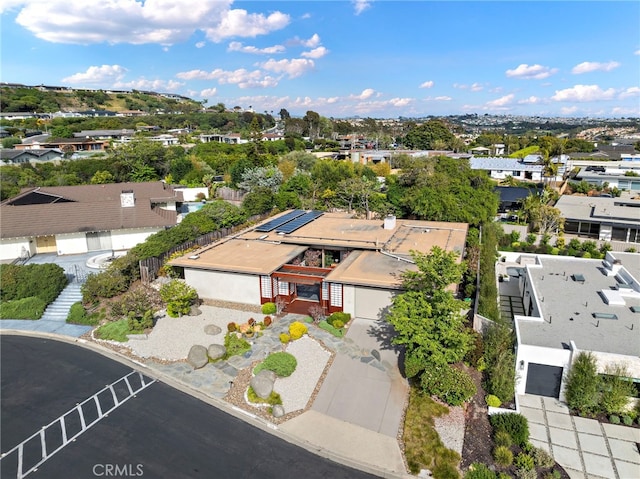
[0,181,183,261]
[499,251,640,401]
[470,157,543,182]
[170,211,468,320]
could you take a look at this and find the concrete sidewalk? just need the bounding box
[519,394,640,479]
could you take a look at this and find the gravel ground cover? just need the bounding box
[275,336,332,413]
[126,306,262,360]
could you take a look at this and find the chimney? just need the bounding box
[383,215,396,230]
[120,190,135,208]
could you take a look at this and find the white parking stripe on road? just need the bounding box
[0,371,156,479]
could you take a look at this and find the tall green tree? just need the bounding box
[403,120,455,150]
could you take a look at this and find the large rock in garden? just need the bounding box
[208,344,226,360]
[272,404,285,418]
[250,370,276,399]
[204,324,221,335]
[187,345,208,369]
[188,304,202,316]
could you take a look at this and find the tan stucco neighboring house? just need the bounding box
[0,181,183,261]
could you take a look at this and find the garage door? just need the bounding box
[354,286,394,320]
[525,363,563,397]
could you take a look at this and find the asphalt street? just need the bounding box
[1,335,379,479]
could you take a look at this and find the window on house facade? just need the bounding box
[260,276,272,298]
[329,283,342,307]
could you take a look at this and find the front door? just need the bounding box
[35,235,57,254]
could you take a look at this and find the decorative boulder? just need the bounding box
[272,404,285,418]
[187,345,208,369]
[207,344,226,360]
[188,304,202,316]
[250,370,276,399]
[204,324,222,335]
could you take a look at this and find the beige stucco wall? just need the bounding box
[0,238,35,261]
[184,269,260,305]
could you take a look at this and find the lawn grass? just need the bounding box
[94,318,139,342]
[403,386,461,478]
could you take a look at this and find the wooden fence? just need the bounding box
[139,212,271,284]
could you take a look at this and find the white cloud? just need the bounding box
[228,41,285,55]
[62,64,127,84]
[12,0,234,45]
[195,41,206,48]
[260,58,315,79]
[572,61,620,74]
[176,67,280,88]
[353,0,371,15]
[419,80,434,89]
[560,106,578,115]
[505,64,558,80]
[453,83,467,89]
[114,78,183,91]
[352,88,376,100]
[611,106,640,115]
[634,49,640,55]
[9,1,290,45]
[551,84,616,102]
[301,46,329,59]
[470,82,483,92]
[619,86,640,99]
[302,33,321,48]
[434,96,452,101]
[518,96,542,104]
[0,0,26,15]
[486,94,515,108]
[204,9,289,42]
[200,87,218,97]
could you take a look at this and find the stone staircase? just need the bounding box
[40,283,83,322]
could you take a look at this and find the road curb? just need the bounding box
[0,330,412,479]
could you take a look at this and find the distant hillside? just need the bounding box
[0,85,202,114]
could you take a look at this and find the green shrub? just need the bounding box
[420,362,476,406]
[532,446,555,469]
[95,318,132,342]
[332,319,344,329]
[493,446,513,467]
[514,468,536,479]
[327,312,350,327]
[609,414,620,424]
[279,333,290,344]
[0,296,46,319]
[261,302,276,314]
[0,263,67,304]
[127,310,153,333]
[82,269,128,303]
[66,302,99,325]
[223,333,251,358]
[254,352,297,377]
[159,279,198,317]
[543,470,562,479]
[622,415,633,426]
[464,463,496,479]
[493,430,512,448]
[318,319,344,338]
[110,285,157,319]
[247,386,282,406]
[600,364,636,415]
[565,351,600,415]
[485,395,502,408]
[490,413,529,446]
[288,321,308,340]
[514,453,534,471]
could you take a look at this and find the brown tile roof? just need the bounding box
[1,182,182,238]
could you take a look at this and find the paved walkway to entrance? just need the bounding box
[519,394,640,479]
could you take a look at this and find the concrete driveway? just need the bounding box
[311,318,408,437]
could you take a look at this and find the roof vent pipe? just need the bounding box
[383,215,396,230]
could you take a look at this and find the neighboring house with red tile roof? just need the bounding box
[0,181,182,261]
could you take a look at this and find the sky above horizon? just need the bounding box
[1,1,639,119]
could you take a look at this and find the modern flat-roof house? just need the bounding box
[500,251,640,400]
[574,165,640,191]
[470,157,543,182]
[554,195,640,244]
[170,211,468,320]
[0,181,182,261]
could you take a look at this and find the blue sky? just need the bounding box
[1,1,639,118]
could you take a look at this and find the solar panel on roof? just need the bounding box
[275,210,324,234]
[255,210,305,232]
